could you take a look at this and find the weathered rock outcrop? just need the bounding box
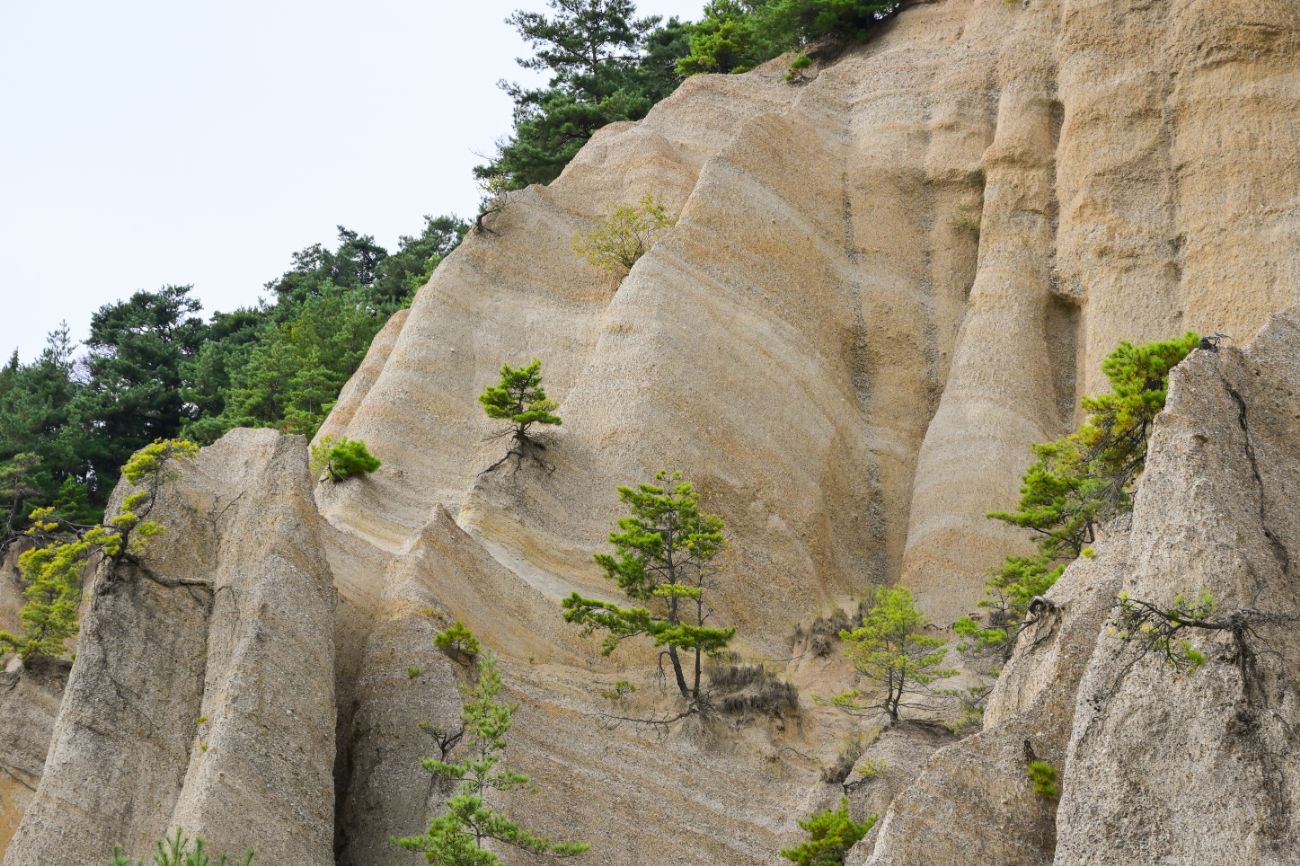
[3,430,337,866]
[857,310,1300,865]
[1053,310,1300,866]
[0,659,65,856]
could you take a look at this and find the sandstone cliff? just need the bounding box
[2,0,1299,864]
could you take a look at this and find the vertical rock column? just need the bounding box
[168,434,337,864]
[900,0,1068,624]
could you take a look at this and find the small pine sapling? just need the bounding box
[779,797,876,866]
[310,436,381,482]
[478,359,562,473]
[562,470,735,718]
[108,828,253,866]
[834,586,955,723]
[435,620,481,660]
[394,652,588,864]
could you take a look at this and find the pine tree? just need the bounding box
[309,437,381,482]
[834,586,954,722]
[0,439,198,664]
[109,828,252,866]
[780,797,876,866]
[562,470,735,710]
[956,333,1201,659]
[478,359,562,471]
[394,651,588,865]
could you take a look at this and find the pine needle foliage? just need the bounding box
[435,620,482,660]
[1,439,197,663]
[309,436,381,482]
[1027,760,1060,801]
[834,586,955,722]
[779,797,876,866]
[955,334,1199,659]
[571,195,675,278]
[478,359,562,458]
[394,652,589,865]
[562,470,734,707]
[108,828,252,866]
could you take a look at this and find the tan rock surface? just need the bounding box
[3,1,1300,863]
[0,660,66,857]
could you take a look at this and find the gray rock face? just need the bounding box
[861,310,1300,866]
[2,430,337,866]
[1053,312,1300,866]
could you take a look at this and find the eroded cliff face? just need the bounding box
[2,1,1299,864]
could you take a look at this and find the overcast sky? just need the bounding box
[0,0,703,362]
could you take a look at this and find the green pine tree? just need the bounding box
[394,651,588,865]
[780,797,877,866]
[478,359,562,471]
[834,586,955,722]
[0,439,198,664]
[956,333,1200,659]
[562,470,735,709]
[109,828,252,866]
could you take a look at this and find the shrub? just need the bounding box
[572,195,675,278]
[1027,759,1059,801]
[707,656,798,716]
[435,620,481,660]
[309,436,380,482]
[780,796,877,866]
[109,828,252,866]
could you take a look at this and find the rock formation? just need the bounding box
[2,0,1299,864]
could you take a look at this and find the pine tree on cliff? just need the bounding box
[478,359,562,472]
[562,470,735,715]
[955,332,1202,661]
[394,650,589,864]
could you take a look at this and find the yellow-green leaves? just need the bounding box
[836,586,955,722]
[1,438,196,664]
[572,195,675,278]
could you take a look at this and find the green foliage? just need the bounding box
[563,470,734,705]
[834,586,954,722]
[1110,590,1215,671]
[394,652,588,864]
[779,797,876,866]
[309,436,381,483]
[572,195,676,277]
[958,333,1201,660]
[435,620,482,660]
[108,828,253,866]
[676,0,904,77]
[0,439,196,664]
[478,359,562,450]
[952,555,1064,660]
[600,679,637,702]
[480,1,686,189]
[989,332,1200,560]
[5,214,465,528]
[1027,760,1059,801]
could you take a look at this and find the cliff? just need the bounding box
[2,0,1299,863]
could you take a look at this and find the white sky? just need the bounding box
[0,0,703,362]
